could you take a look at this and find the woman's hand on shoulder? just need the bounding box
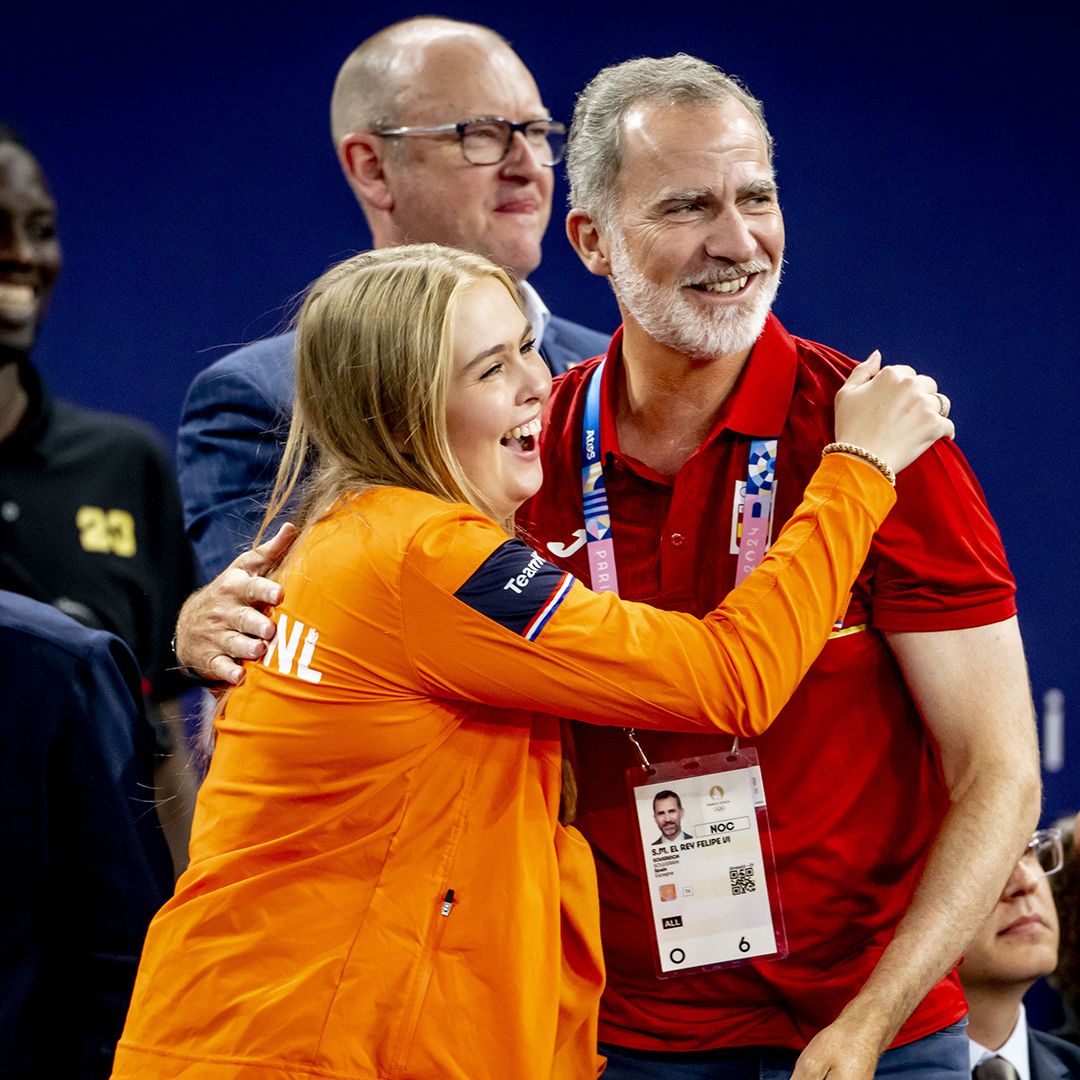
[833,350,955,477]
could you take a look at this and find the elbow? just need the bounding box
[950,746,1042,839]
[710,705,762,740]
[743,679,801,738]
[737,702,777,739]
[1016,761,1043,833]
[1004,731,1043,833]
[731,677,798,738]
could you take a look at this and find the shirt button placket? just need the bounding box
[665,529,691,594]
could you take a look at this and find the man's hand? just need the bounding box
[791,1012,888,1080]
[174,523,297,685]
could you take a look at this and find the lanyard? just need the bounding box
[581,359,778,764]
[580,359,778,595]
[735,437,778,582]
[580,358,620,595]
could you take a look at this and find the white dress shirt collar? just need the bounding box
[518,280,551,348]
[968,1004,1030,1080]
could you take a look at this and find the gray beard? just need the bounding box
[608,232,781,360]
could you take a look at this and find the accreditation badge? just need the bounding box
[627,747,787,978]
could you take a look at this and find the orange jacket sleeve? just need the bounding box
[401,453,895,737]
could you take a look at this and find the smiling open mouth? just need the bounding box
[0,282,36,319]
[690,274,751,295]
[500,417,542,452]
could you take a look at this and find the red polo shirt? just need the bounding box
[518,313,1016,1052]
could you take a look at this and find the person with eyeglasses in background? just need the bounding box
[1048,814,1080,1047]
[958,827,1080,1079]
[176,15,609,586]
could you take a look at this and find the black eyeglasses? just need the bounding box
[374,117,567,167]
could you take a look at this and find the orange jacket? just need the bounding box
[113,454,893,1079]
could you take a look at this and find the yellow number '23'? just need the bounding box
[76,506,137,557]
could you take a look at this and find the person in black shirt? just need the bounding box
[0,122,197,870]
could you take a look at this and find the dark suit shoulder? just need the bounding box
[1030,1027,1080,1079]
[541,315,610,375]
[185,331,297,412]
[0,589,137,671]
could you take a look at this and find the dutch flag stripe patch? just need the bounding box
[454,539,575,640]
[523,573,574,641]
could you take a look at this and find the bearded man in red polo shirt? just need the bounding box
[517,55,1037,1080]
[178,53,1040,1080]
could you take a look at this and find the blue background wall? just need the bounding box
[5,4,1076,820]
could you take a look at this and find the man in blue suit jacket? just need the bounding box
[178,16,609,582]
[960,827,1080,1079]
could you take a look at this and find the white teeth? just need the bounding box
[0,283,35,316]
[701,275,749,294]
[502,417,542,443]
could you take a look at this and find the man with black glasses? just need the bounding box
[959,828,1080,1079]
[177,16,608,582]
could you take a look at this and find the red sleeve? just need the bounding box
[869,438,1016,632]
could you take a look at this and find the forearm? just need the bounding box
[831,618,1040,1050]
[701,452,896,734]
[791,618,1040,1079]
[832,755,1040,1051]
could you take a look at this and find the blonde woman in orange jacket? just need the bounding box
[113,245,952,1080]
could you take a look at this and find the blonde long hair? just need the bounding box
[233,245,579,817]
[260,243,521,544]
[201,245,521,759]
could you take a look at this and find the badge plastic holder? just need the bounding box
[626,737,788,979]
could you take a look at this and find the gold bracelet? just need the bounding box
[821,442,896,487]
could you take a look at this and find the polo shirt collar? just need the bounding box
[597,312,799,460]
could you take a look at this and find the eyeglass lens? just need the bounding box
[461,121,565,166]
[1024,833,1063,875]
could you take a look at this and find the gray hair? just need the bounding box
[567,54,773,225]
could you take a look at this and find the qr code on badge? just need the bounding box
[729,863,756,895]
